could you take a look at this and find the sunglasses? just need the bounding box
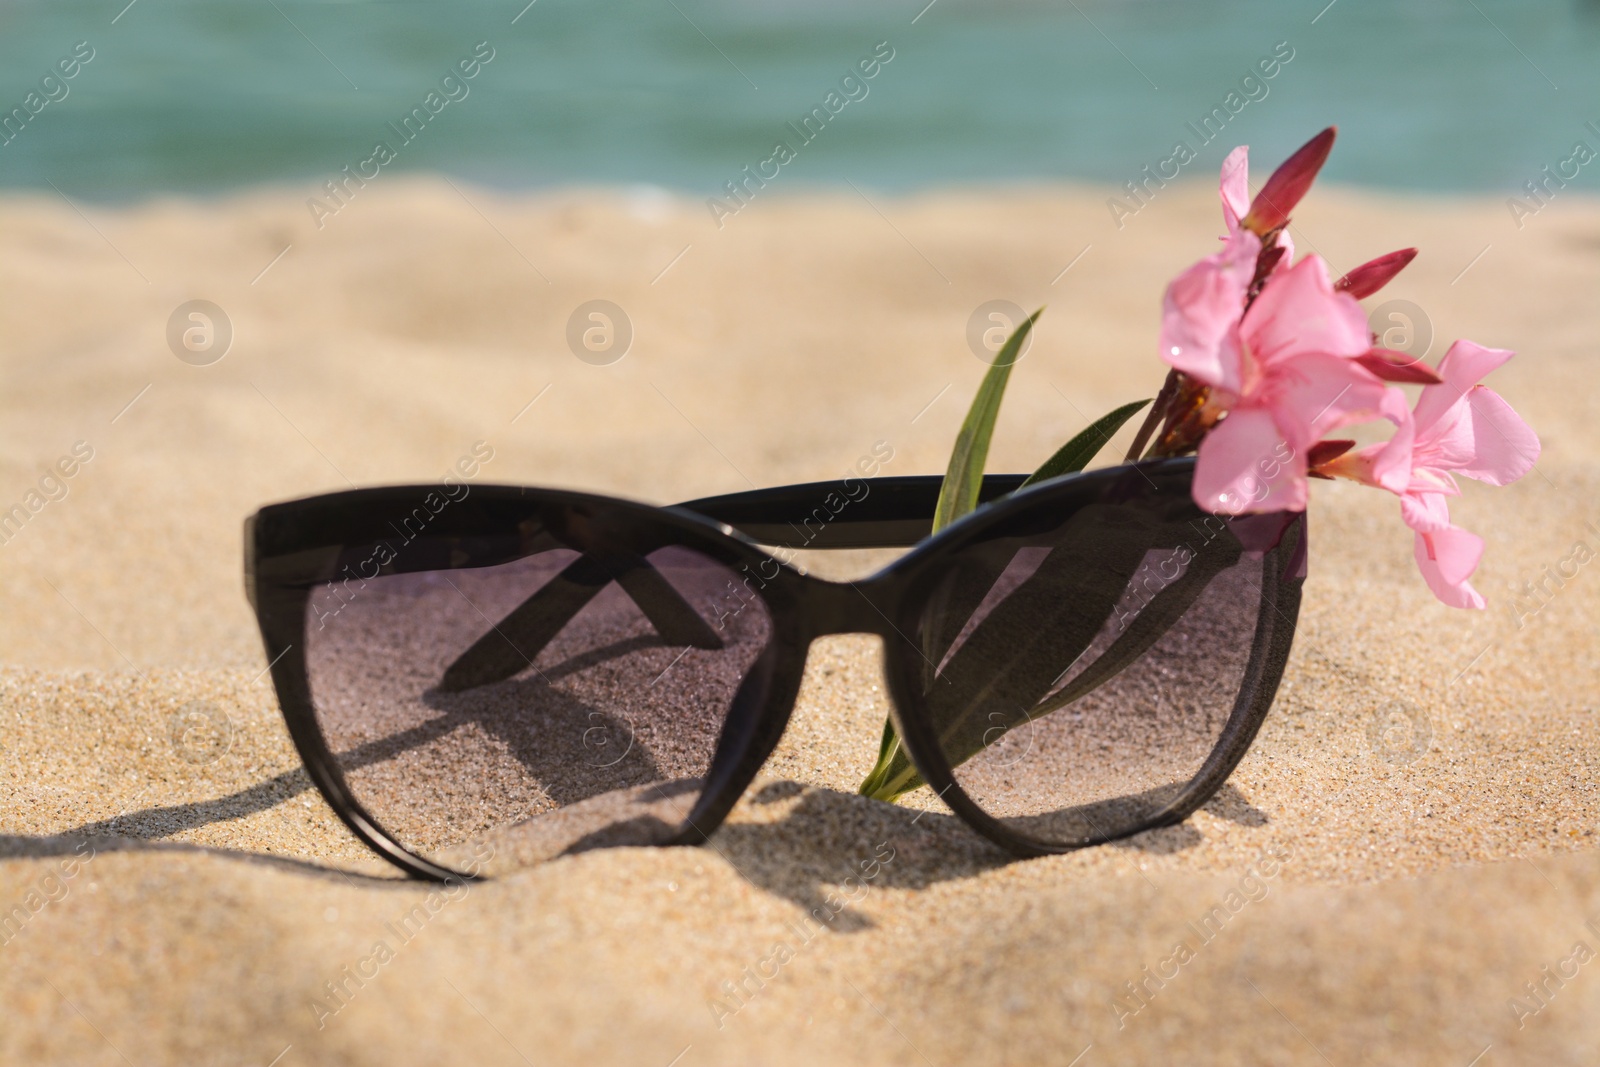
[244,457,1304,881]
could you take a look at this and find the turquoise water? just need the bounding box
[1,0,1598,199]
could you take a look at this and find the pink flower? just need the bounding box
[1158,227,1261,390]
[1186,255,1409,514]
[1142,125,1537,609]
[1160,134,1438,397]
[1156,133,1340,423]
[1157,146,1262,387]
[1322,340,1541,607]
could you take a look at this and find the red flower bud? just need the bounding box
[1355,347,1444,385]
[1307,439,1356,478]
[1241,126,1337,236]
[1335,248,1418,299]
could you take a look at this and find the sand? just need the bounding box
[0,174,1597,1065]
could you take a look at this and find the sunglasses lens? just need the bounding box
[907,488,1283,847]
[303,543,771,870]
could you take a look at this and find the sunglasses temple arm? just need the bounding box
[438,552,722,692]
[873,537,1148,797]
[612,558,725,648]
[674,474,1030,550]
[1023,543,1241,724]
[909,535,1241,784]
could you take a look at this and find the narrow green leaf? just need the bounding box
[856,719,902,799]
[930,309,1042,534]
[859,388,1148,805]
[859,310,1040,803]
[1019,398,1151,489]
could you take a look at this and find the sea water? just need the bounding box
[0,0,1596,200]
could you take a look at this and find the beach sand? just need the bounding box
[0,176,1597,1065]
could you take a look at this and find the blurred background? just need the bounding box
[2,0,1598,197]
[0,0,1590,678]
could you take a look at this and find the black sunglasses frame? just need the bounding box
[245,458,1303,881]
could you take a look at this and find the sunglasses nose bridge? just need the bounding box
[798,574,896,639]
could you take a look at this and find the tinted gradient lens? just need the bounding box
[302,543,772,870]
[908,490,1280,847]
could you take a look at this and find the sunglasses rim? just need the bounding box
[243,458,1303,880]
[880,506,1303,856]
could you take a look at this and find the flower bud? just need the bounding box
[1355,347,1444,385]
[1335,248,1418,299]
[1241,127,1337,235]
[1307,439,1355,480]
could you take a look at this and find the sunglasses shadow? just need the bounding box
[699,785,1007,933]
[684,780,1269,933]
[0,830,407,886]
[17,771,1265,908]
[1116,781,1269,856]
[47,765,318,843]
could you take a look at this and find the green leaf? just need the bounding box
[930,309,1042,534]
[857,391,1153,806]
[859,310,1040,803]
[856,717,903,800]
[858,712,921,804]
[1019,398,1151,489]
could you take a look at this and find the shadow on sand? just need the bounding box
[10,777,1268,921]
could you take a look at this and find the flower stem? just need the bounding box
[1125,369,1178,461]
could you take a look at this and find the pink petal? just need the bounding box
[1324,410,1413,494]
[1192,406,1308,515]
[1400,489,1453,533]
[1219,146,1251,233]
[1412,339,1515,433]
[1267,351,1395,446]
[1318,440,1384,486]
[1413,526,1486,609]
[1449,386,1541,486]
[1158,231,1261,393]
[1369,413,1415,494]
[1378,386,1413,430]
[1440,338,1515,383]
[1241,255,1371,369]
